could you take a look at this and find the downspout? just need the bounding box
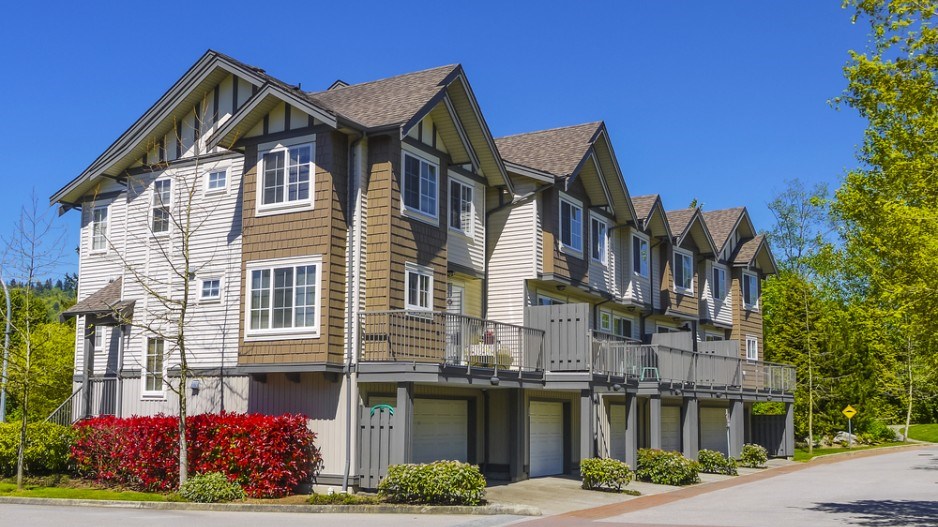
[343,132,366,492]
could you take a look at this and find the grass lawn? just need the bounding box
[794,441,907,462]
[906,424,938,443]
[0,479,168,501]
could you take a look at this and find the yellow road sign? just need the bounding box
[842,405,857,419]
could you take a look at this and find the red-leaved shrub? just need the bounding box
[71,413,321,497]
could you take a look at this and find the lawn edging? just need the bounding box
[0,496,540,516]
[802,441,923,463]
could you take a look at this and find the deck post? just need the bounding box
[682,397,699,459]
[625,393,638,468]
[728,399,745,458]
[391,382,414,464]
[649,395,662,450]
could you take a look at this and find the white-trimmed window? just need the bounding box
[402,150,438,221]
[632,233,649,278]
[599,310,612,332]
[673,248,694,294]
[247,257,321,338]
[200,278,221,301]
[743,271,760,309]
[590,216,609,265]
[614,316,633,339]
[746,336,759,361]
[405,263,433,311]
[559,196,583,255]
[712,265,727,300]
[151,179,171,234]
[91,206,108,251]
[536,294,565,306]
[449,177,473,236]
[94,325,108,353]
[144,338,165,396]
[259,142,314,212]
[206,168,228,192]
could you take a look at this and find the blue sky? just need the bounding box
[0,1,869,278]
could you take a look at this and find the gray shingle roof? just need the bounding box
[495,122,602,177]
[631,194,660,223]
[666,208,697,237]
[731,234,766,265]
[62,278,132,318]
[702,208,745,251]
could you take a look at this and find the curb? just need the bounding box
[0,496,540,516]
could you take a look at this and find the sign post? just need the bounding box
[842,405,857,448]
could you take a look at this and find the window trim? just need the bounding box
[673,247,694,295]
[746,335,759,361]
[198,277,222,303]
[151,178,172,236]
[94,325,107,354]
[711,264,727,301]
[631,232,650,279]
[448,173,474,237]
[536,293,565,306]
[400,146,440,225]
[558,195,584,257]
[90,205,109,253]
[742,271,760,310]
[205,167,229,194]
[590,214,609,266]
[142,337,166,398]
[255,138,316,216]
[598,309,612,332]
[244,255,323,341]
[613,315,635,339]
[404,262,434,311]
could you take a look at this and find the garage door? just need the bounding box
[529,401,564,477]
[700,407,728,456]
[661,406,681,452]
[413,399,469,463]
[609,404,626,461]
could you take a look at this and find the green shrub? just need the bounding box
[308,492,379,505]
[635,449,700,486]
[178,472,245,503]
[378,461,486,505]
[865,420,898,443]
[0,422,74,476]
[580,457,633,491]
[738,444,768,468]
[697,449,738,476]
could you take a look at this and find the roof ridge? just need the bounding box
[308,63,459,95]
[496,121,603,140]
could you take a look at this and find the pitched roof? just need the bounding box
[495,122,602,177]
[702,207,745,251]
[631,194,660,223]
[665,208,697,237]
[61,279,134,319]
[307,64,459,129]
[731,234,765,265]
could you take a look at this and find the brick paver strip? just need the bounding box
[521,444,927,527]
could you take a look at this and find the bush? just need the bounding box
[178,472,245,503]
[738,444,768,468]
[635,449,700,486]
[71,412,321,497]
[308,492,379,505]
[580,457,633,491]
[865,420,898,443]
[0,422,74,477]
[697,449,738,476]
[378,461,486,505]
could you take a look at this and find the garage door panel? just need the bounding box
[662,406,681,452]
[530,401,564,477]
[700,407,728,456]
[413,399,469,463]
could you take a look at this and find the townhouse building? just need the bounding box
[51,51,794,490]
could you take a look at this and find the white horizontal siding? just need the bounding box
[446,173,486,273]
[486,198,537,326]
[701,261,733,326]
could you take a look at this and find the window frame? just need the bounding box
[404,262,434,311]
[746,335,759,361]
[711,264,727,301]
[673,247,694,294]
[598,310,612,332]
[558,195,584,256]
[590,214,609,266]
[536,294,565,306]
[90,205,109,253]
[151,178,172,235]
[614,316,634,339]
[205,167,229,194]
[742,271,760,310]
[142,337,165,398]
[199,277,222,302]
[244,256,323,340]
[448,174,474,237]
[94,325,108,354]
[631,233,650,279]
[255,139,316,216]
[401,147,440,224]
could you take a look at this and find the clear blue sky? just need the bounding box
[0,1,869,278]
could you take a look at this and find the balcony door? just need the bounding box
[446,283,466,364]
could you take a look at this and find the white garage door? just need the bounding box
[609,404,626,461]
[700,407,728,456]
[661,406,681,452]
[413,399,468,463]
[529,401,564,477]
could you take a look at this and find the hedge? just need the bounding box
[580,457,633,491]
[71,412,321,497]
[738,443,768,468]
[378,461,486,505]
[0,422,74,476]
[697,449,738,476]
[635,448,700,485]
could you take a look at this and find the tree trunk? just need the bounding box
[16,393,26,490]
[903,336,913,442]
[178,367,188,487]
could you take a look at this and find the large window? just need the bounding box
[144,338,164,396]
[91,206,108,251]
[591,216,608,265]
[559,197,583,254]
[743,272,759,309]
[746,336,759,361]
[632,234,649,278]
[151,179,171,234]
[449,178,473,235]
[247,257,321,337]
[712,266,727,300]
[614,316,633,339]
[259,143,314,211]
[673,249,694,293]
[405,263,433,311]
[403,152,438,220]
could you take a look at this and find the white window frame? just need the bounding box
[614,315,634,339]
[598,310,612,332]
[711,264,727,301]
[448,174,474,237]
[199,277,222,302]
[245,255,323,340]
[91,205,109,253]
[742,271,760,310]
[205,167,229,194]
[94,325,108,354]
[558,195,584,256]
[536,294,565,306]
[590,215,609,265]
[631,232,650,279]
[404,263,434,311]
[151,179,172,235]
[256,138,316,216]
[673,248,694,294]
[143,337,165,398]
[746,335,759,361]
[401,146,439,224]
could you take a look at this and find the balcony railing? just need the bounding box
[46,378,118,425]
[359,310,545,373]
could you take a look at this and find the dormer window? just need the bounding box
[257,141,315,214]
[712,266,727,300]
[743,271,760,309]
[632,234,649,278]
[590,216,608,265]
[559,196,583,255]
[402,150,438,222]
[673,248,694,294]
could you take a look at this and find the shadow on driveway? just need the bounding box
[810,500,938,527]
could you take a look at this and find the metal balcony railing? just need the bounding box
[45,377,118,425]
